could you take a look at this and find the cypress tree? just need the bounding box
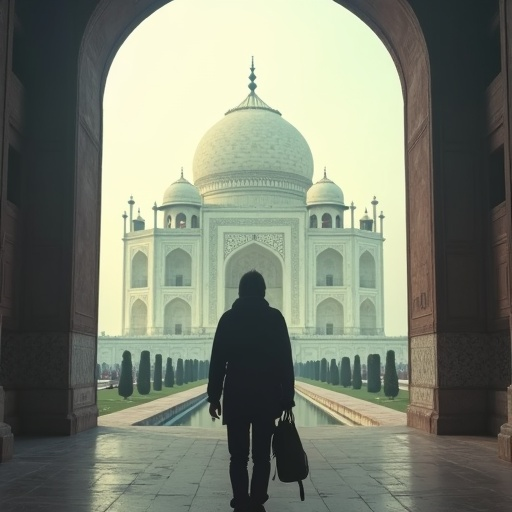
[137,350,151,395]
[193,359,199,381]
[384,350,399,399]
[96,363,101,380]
[314,360,320,381]
[353,355,362,389]
[330,358,339,385]
[153,354,163,391]
[176,358,184,385]
[118,350,133,399]
[184,359,190,384]
[367,354,382,393]
[340,357,352,387]
[164,357,174,387]
[320,358,328,382]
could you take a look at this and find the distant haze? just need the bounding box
[99,0,407,336]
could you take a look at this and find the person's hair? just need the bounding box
[238,270,266,298]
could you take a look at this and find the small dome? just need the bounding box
[162,171,201,207]
[360,209,371,221]
[306,169,345,207]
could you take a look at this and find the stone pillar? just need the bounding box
[498,0,512,462]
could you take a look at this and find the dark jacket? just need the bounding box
[207,296,295,424]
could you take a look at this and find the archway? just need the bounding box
[225,243,283,311]
[3,0,502,449]
[74,0,428,437]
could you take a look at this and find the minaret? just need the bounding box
[371,196,378,232]
[379,211,385,237]
[128,196,135,233]
[152,202,158,229]
[122,211,128,236]
[350,202,356,229]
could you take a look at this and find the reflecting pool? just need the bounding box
[160,393,344,427]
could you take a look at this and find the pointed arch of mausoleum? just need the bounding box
[164,298,191,335]
[130,299,148,335]
[131,251,148,288]
[359,251,376,289]
[317,248,343,287]
[224,242,283,311]
[165,248,192,286]
[360,298,377,335]
[316,298,344,335]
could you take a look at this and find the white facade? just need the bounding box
[98,65,407,368]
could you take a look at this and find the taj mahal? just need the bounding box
[97,63,407,369]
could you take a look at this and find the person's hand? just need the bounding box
[209,402,221,419]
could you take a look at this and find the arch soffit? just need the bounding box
[164,297,191,310]
[79,0,429,150]
[317,247,344,260]
[316,297,343,310]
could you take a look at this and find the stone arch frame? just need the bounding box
[70,0,488,441]
[224,241,284,311]
[310,214,318,228]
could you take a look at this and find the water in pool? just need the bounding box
[161,393,344,427]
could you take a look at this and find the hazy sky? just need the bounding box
[99,0,407,336]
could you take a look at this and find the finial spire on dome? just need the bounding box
[181,167,184,179]
[248,56,257,92]
[324,166,327,179]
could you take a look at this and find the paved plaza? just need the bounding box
[1,387,512,512]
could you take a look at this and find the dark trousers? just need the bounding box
[227,419,276,508]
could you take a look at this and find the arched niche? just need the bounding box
[316,298,344,335]
[164,298,191,335]
[360,298,376,335]
[317,248,343,286]
[130,299,147,335]
[165,249,192,286]
[224,243,283,311]
[131,251,148,288]
[359,251,376,288]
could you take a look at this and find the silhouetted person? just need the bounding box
[208,270,295,512]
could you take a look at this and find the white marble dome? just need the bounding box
[162,173,201,206]
[306,171,345,206]
[192,86,314,206]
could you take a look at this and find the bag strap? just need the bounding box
[298,480,305,501]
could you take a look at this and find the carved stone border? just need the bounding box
[209,218,299,324]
